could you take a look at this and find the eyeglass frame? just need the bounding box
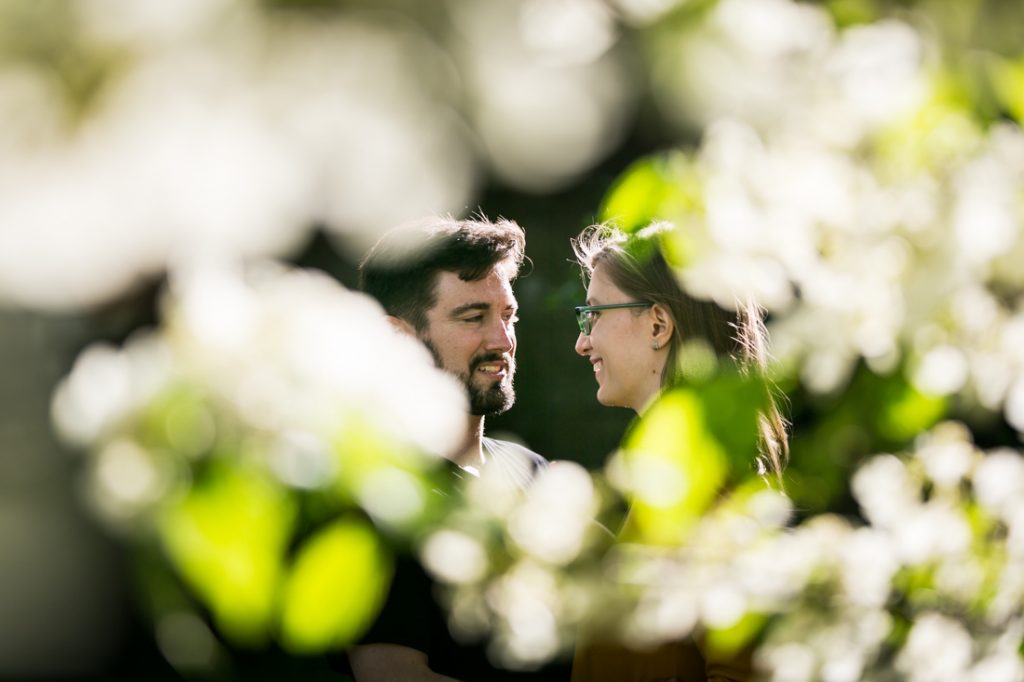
[574,302,652,335]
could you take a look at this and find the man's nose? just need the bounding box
[485,318,515,353]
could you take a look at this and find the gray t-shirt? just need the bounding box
[481,436,548,491]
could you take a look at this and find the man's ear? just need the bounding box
[650,304,674,349]
[386,315,417,337]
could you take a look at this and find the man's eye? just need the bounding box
[504,313,519,323]
[464,315,484,323]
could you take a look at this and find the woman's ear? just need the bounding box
[649,304,674,350]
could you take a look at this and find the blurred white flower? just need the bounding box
[840,529,898,608]
[759,641,816,682]
[626,586,698,644]
[913,344,970,397]
[653,0,832,133]
[421,530,489,585]
[699,581,747,629]
[357,468,428,529]
[450,0,632,192]
[1005,378,1024,434]
[487,560,561,666]
[953,153,1019,267]
[53,262,469,537]
[52,334,175,447]
[973,449,1024,518]
[87,437,175,524]
[988,567,1024,623]
[895,503,971,564]
[520,0,617,65]
[914,423,976,489]
[76,0,231,47]
[267,431,336,490]
[934,559,985,605]
[852,455,918,528]
[968,653,1024,682]
[897,612,973,682]
[825,21,926,130]
[509,462,598,565]
[165,264,468,457]
[0,6,479,310]
[620,450,688,508]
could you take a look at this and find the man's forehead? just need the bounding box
[432,268,516,309]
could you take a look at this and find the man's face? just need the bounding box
[419,267,518,416]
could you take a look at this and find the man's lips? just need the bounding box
[476,361,507,376]
[590,357,602,374]
[473,357,510,378]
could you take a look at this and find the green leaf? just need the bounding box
[279,516,392,653]
[599,152,702,235]
[823,0,878,27]
[986,55,1024,124]
[158,463,296,646]
[619,388,728,544]
[692,370,769,478]
[875,379,948,443]
[330,418,452,532]
[704,611,767,660]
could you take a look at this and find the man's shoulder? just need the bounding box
[481,436,547,489]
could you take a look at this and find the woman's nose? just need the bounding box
[574,332,590,356]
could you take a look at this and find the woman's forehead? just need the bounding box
[586,265,624,301]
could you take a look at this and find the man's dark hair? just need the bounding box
[359,215,526,331]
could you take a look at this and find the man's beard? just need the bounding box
[422,339,516,416]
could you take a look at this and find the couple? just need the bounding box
[347,215,786,681]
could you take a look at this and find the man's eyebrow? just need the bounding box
[450,302,490,317]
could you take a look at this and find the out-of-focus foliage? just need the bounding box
[0,0,634,311]
[413,1,1024,679]
[49,264,468,661]
[4,0,1024,679]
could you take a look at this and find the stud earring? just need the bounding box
[652,342,660,350]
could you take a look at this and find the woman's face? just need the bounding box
[574,265,664,412]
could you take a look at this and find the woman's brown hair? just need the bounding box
[572,222,789,483]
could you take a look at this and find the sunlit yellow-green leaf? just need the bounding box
[988,55,1024,124]
[159,462,296,645]
[692,370,768,478]
[330,417,450,532]
[619,389,727,544]
[599,152,702,235]
[876,379,947,443]
[279,516,392,653]
[824,0,878,27]
[704,611,767,660]
[874,76,979,177]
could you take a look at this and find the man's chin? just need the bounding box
[468,382,515,416]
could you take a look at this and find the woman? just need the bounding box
[570,221,787,682]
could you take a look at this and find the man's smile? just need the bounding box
[473,358,510,379]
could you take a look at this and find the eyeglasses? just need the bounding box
[574,302,651,335]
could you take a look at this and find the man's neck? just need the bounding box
[455,414,485,469]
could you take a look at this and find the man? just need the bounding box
[348,215,549,681]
